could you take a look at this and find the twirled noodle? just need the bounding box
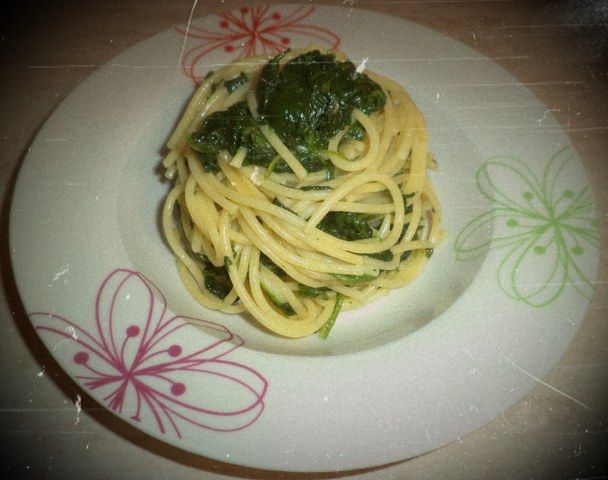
[161,47,445,338]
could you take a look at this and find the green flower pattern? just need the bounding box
[455,147,599,307]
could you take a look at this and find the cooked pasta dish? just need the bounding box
[161,48,443,338]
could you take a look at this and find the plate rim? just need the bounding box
[8,3,600,472]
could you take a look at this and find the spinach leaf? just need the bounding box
[317,211,373,241]
[404,196,414,214]
[225,72,248,93]
[190,50,387,176]
[260,282,296,316]
[258,50,329,139]
[400,250,412,262]
[260,253,287,278]
[300,185,332,192]
[332,273,378,284]
[297,284,330,300]
[318,293,344,339]
[257,50,386,173]
[256,50,287,118]
[241,123,276,168]
[191,252,233,299]
[192,150,220,173]
[187,101,276,171]
[187,101,250,169]
[203,262,233,299]
[397,222,413,262]
[343,121,365,141]
[364,250,394,262]
[258,50,385,142]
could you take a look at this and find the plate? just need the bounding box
[9,4,599,472]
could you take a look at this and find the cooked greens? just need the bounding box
[260,282,296,316]
[188,50,386,175]
[224,72,249,93]
[190,252,233,300]
[317,211,373,241]
[343,121,365,141]
[318,293,344,339]
[299,185,332,192]
[260,253,287,278]
[258,50,386,142]
[297,284,331,300]
[187,101,275,173]
[364,250,394,262]
[202,262,232,300]
[332,273,379,284]
[181,50,429,337]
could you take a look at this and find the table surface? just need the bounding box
[1,1,607,478]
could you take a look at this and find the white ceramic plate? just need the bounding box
[10,4,599,472]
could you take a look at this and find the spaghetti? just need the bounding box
[161,48,444,338]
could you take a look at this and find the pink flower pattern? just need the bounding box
[177,5,341,82]
[31,269,267,437]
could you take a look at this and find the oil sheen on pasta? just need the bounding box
[161,48,444,339]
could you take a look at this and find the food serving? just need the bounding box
[161,47,443,338]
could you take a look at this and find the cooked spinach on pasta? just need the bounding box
[161,48,443,338]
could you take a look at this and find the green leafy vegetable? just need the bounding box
[189,50,386,175]
[332,272,378,284]
[190,252,233,300]
[256,49,386,173]
[256,49,288,120]
[318,293,344,339]
[224,72,248,93]
[397,223,427,262]
[260,282,296,316]
[203,262,232,299]
[400,250,412,262]
[343,121,365,141]
[297,284,330,300]
[364,250,394,262]
[260,253,287,278]
[398,222,411,243]
[242,123,278,168]
[404,197,414,214]
[300,185,332,192]
[187,102,251,171]
[187,101,276,173]
[317,211,373,241]
[265,155,283,177]
[258,50,386,142]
